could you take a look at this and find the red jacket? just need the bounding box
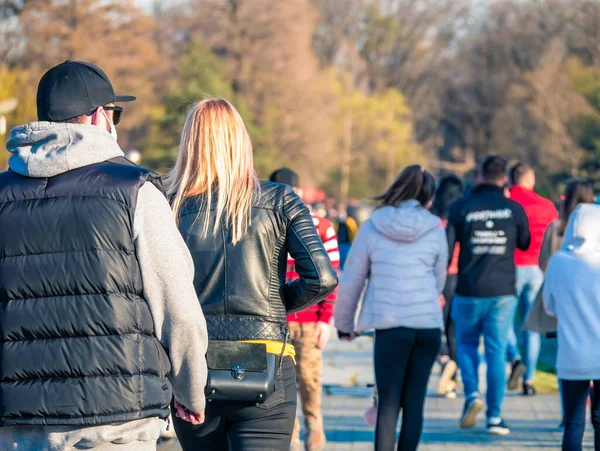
[287,215,340,324]
[441,218,460,275]
[510,186,558,266]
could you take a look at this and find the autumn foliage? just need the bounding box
[2,0,600,199]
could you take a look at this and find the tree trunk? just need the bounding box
[340,108,352,212]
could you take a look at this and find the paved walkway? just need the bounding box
[159,335,594,450]
[319,336,593,450]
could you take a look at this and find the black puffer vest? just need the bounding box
[0,157,172,426]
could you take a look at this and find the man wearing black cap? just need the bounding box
[0,61,208,449]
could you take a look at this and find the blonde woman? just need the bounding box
[166,99,337,451]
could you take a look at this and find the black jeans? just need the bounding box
[561,379,600,451]
[441,274,458,366]
[173,357,297,451]
[375,326,441,451]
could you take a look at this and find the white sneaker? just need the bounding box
[487,417,510,435]
[460,395,484,429]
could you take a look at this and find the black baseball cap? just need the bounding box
[269,168,300,188]
[36,60,136,122]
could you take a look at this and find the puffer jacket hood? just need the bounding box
[7,121,123,178]
[371,200,441,243]
[562,204,600,254]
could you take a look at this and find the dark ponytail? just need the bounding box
[559,178,595,236]
[430,175,465,220]
[375,165,436,208]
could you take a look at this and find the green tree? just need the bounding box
[165,0,337,183]
[566,58,600,185]
[0,66,37,169]
[139,41,263,173]
[568,59,600,112]
[328,73,423,201]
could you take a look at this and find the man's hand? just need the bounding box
[315,322,332,350]
[174,399,205,425]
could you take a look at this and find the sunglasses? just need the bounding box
[88,106,123,126]
[103,106,123,126]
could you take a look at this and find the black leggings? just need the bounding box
[561,379,600,451]
[375,326,441,451]
[440,274,458,364]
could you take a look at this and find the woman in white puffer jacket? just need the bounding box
[335,164,447,451]
[544,204,600,451]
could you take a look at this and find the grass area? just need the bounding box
[517,333,559,394]
[534,369,559,394]
[537,358,557,375]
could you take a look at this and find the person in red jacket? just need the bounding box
[506,163,558,395]
[270,168,340,451]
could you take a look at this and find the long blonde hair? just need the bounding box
[166,99,259,244]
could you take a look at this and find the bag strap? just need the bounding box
[278,326,290,375]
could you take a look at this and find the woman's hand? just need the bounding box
[439,294,446,309]
[174,399,205,425]
[342,332,357,342]
[337,330,357,342]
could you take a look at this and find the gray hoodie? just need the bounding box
[335,200,447,333]
[0,122,208,450]
[544,204,600,380]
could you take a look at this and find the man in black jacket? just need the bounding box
[447,155,530,436]
[0,61,207,449]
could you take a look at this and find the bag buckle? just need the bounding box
[231,365,245,380]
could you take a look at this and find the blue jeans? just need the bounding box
[506,266,544,381]
[452,295,518,419]
[339,242,351,270]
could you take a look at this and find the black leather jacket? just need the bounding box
[177,181,338,341]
